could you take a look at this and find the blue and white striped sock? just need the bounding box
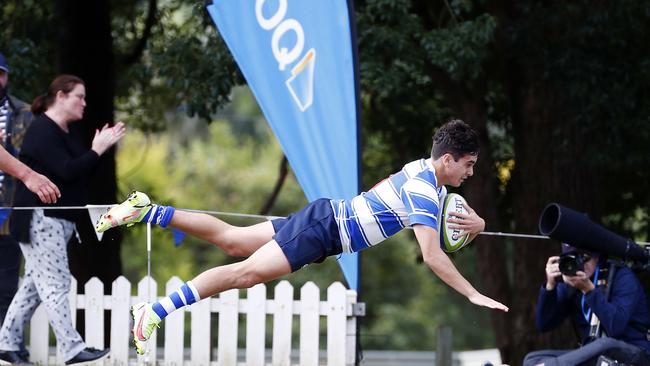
[151,281,201,320]
[140,204,176,228]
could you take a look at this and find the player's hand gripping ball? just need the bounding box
[440,193,470,252]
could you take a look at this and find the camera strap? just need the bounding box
[582,263,601,322]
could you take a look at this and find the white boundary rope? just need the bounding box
[3,205,648,245]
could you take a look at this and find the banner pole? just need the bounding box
[346,0,363,364]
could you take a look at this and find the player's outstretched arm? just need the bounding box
[467,293,509,312]
[413,224,508,312]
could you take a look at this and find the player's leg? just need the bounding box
[191,239,292,295]
[131,240,291,355]
[95,191,275,256]
[168,211,275,256]
[130,198,340,355]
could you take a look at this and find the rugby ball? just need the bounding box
[440,193,470,252]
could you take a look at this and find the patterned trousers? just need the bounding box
[0,210,85,361]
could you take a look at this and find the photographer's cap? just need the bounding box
[561,242,598,257]
[561,243,578,253]
[0,53,8,73]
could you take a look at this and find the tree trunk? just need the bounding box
[260,156,289,215]
[504,75,603,363]
[458,95,513,362]
[56,0,122,344]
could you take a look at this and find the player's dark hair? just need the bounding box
[431,119,479,160]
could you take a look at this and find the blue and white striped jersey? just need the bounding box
[331,158,447,253]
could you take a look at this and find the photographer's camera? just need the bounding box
[558,252,590,276]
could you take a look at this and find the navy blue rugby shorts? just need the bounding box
[271,198,343,272]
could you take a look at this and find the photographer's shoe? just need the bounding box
[64,348,109,365]
[95,191,152,232]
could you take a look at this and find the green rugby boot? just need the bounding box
[95,191,152,232]
[131,302,161,355]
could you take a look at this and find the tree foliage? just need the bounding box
[355,0,650,362]
[3,0,650,362]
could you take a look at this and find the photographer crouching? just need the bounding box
[523,243,650,366]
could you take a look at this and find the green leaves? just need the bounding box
[421,14,497,81]
[0,1,57,101]
[114,1,243,130]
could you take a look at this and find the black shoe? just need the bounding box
[64,348,110,365]
[14,351,28,365]
[0,351,31,365]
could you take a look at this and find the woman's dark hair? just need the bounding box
[31,74,84,115]
[431,119,480,160]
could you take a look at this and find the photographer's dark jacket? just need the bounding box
[535,264,650,355]
[10,114,100,243]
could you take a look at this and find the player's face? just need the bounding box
[447,154,477,187]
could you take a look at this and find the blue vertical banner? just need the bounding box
[207,0,360,290]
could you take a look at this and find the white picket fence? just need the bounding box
[28,276,361,366]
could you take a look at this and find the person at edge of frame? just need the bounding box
[523,243,650,366]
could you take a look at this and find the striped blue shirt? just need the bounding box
[332,158,447,253]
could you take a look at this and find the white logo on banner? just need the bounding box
[256,0,315,112]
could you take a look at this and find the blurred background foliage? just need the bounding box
[3,0,650,362]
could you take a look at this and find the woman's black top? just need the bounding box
[10,114,99,242]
